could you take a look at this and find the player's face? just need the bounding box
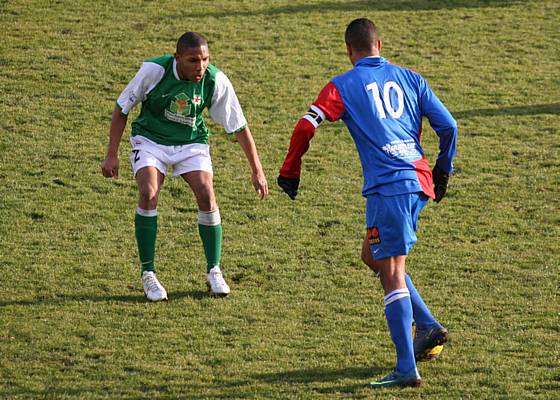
[175,45,210,82]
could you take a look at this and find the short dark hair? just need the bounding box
[345,18,379,52]
[176,32,208,53]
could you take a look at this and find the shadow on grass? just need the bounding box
[253,365,380,383]
[0,290,209,307]
[249,365,385,396]
[218,365,385,397]
[186,0,522,18]
[454,103,560,119]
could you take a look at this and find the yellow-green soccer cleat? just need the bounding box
[413,325,448,362]
[368,369,422,388]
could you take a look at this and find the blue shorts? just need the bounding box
[365,192,429,260]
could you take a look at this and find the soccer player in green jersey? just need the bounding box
[101,32,268,301]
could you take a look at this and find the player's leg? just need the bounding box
[407,193,448,360]
[411,288,448,362]
[405,274,441,331]
[364,194,419,388]
[367,255,420,388]
[362,194,447,362]
[173,143,229,296]
[406,191,442,329]
[135,167,167,301]
[130,139,168,302]
[135,166,165,273]
[181,170,230,296]
[364,233,420,354]
[181,170,221,269]
[406,274,448,361]
[362,218,439,328]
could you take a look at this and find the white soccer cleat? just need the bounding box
[142,271,168,302]
[206,266,230,296]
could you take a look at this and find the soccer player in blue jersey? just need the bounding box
[278,18,458,388]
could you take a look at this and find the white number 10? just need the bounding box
[366,81,404,119]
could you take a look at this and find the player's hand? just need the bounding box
[252,170,269,200]
[432,164,449,203]
[101,155,119,178]
[277,175,300,200]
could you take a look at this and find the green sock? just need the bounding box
[135,210,157,275]
[198,223,222,272]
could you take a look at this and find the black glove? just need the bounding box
[277,175,300,200]
[432,164,449,203]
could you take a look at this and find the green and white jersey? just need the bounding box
[117,54,247,145]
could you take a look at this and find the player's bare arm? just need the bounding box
[235,126,268,199]
[101,105,128,178]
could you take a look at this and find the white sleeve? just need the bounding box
[209,71,247,133]
[116,62,165,115]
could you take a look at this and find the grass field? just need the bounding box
[1,0,559,398]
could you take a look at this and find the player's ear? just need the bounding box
[377,40,382,52]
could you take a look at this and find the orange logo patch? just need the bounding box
[367,226,380,245]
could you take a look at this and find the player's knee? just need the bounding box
[196,188,217,211]
[138,184,159,206]
[378,266,406,292]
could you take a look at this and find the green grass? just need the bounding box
[1,0,559,398]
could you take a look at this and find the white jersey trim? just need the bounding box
[209,71,247,134]
[117,62,165,115]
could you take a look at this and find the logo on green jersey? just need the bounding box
[169,93,191,115]
[165,93,195,126]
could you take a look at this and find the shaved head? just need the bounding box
[345,18,379,52]
[176,32,208,54]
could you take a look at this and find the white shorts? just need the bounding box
[129,135,213,177]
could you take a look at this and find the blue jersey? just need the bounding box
[280,56,457,199]
[323,57,457,197]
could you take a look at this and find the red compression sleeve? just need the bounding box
[279,118,316,179]
[279,82,344,179]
